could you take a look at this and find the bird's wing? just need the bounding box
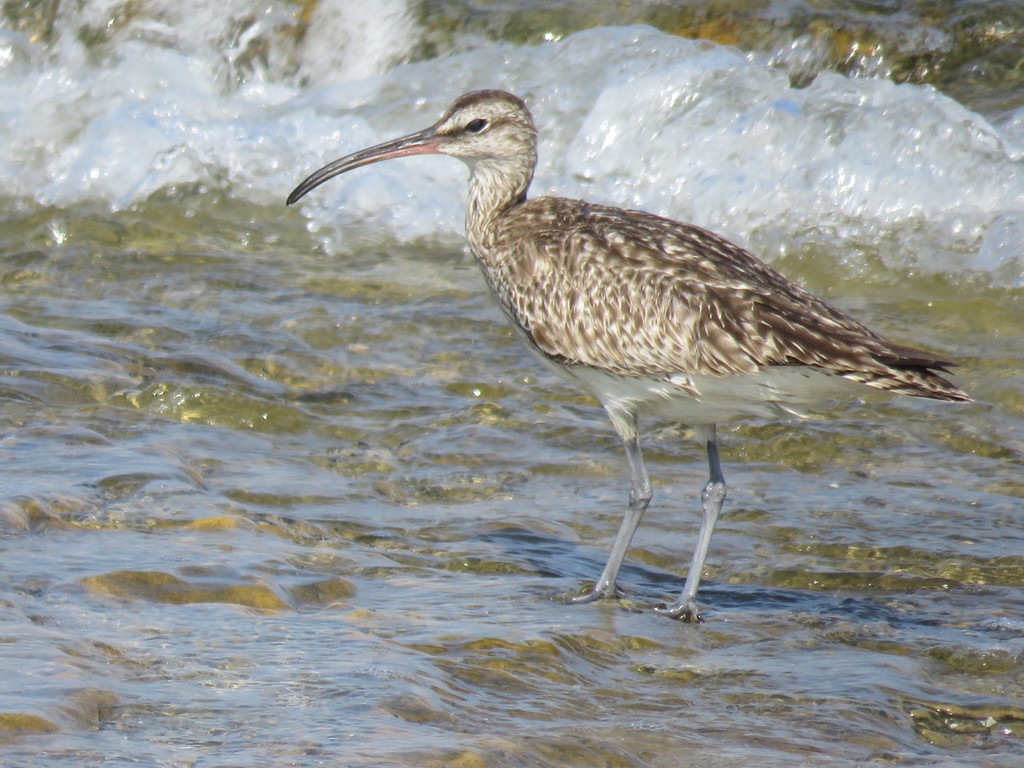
[490,199,965,399]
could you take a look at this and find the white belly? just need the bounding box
[550,361,865,426]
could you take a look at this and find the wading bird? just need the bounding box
[287,90,968,621]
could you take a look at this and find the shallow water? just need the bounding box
[1,2,1023,766]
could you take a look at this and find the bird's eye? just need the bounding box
[464,118,489,134]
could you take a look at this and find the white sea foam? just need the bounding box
[1,10,1022,280]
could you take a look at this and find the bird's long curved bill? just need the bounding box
[286,127,444,205]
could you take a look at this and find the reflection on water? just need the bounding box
[1,1,1024,766]
[1,195,1021,766]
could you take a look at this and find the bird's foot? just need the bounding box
[568,581,625,604]
[654,600,704,623]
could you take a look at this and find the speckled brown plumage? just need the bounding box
[483,196,964,398]
[288,88,969,622]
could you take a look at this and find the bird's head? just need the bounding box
[287,90,537,205]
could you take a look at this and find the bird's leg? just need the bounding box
[571,410,650,604]
[656,424,726,622]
